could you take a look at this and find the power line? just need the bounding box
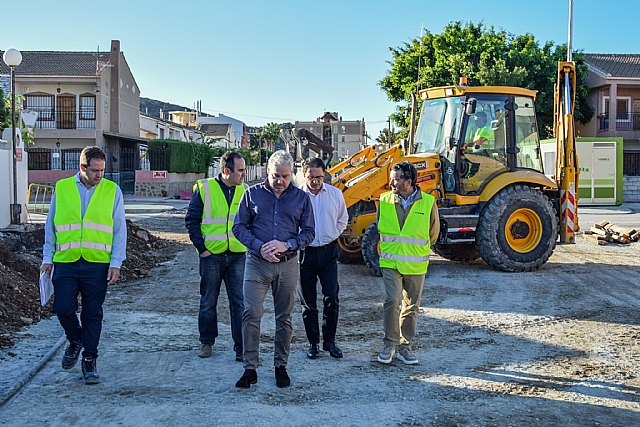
[198,106,294,122]
[198,106,390,126]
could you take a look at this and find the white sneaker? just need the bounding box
[397,346,418,365]
[377,345,396,364]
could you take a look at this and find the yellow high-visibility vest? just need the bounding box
[378,191,434,275]
[197,179,247,254]
[53,177,116,263]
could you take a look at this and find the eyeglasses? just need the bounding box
[306,176,324,182]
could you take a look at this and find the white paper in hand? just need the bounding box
[39,269,54,306]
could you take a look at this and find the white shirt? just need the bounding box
[301,182,349,247]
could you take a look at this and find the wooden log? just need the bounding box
[596,220,609,229]
[590,227,608,236]
[612,235,630,244]
[584,234,607,246]
[607,225,635,237]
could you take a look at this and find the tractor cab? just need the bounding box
[414,85,544,198]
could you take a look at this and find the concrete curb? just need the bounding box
[0,334,66,407]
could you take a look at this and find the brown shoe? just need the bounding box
[235,369,257,389]
[198,342,212,358]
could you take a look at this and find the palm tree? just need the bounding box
[260,122,280,150]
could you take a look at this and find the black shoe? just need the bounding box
[235,369,257,389]
[61,340,82,370]
[275,366,290,388]
[323,341,344,359]
[306,343,320,359]
[81,357,100,385]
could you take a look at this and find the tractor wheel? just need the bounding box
[432,244,480,263]
[476,185,558,272]
[362,222,382,277]
[337,237,363,264]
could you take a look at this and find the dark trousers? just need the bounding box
[198,252,245,354]
[299,242,340,345]
[52,259,109,359]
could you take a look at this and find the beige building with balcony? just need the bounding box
[577,53,640,201]
[578,54,640,171]
[0,40,143,192]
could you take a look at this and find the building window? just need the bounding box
[603,96,631,121]
[24,94,55,121]
[342,136,345,143]
[341,125,346,134]
[79,95,96,120]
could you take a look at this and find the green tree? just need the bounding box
[379,21,594,139]
[260,122,281,148]
[249,133,261,150]
[376,128,397,145]
[0,88,10,131]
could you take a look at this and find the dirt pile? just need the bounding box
[0,220,176,348]
[0,233,45,348]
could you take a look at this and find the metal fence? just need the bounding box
[27,147,266,190]
[597,113,640,131]
[624,152,640,176]
[27,147,81,170]
[32,110,96,130]
[26,95,96,129]
[104,147,139,194]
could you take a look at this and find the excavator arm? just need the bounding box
[295,128,334,163]
[554,61,579,243]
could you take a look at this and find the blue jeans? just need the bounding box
[198,252,246,353]
[52,259,109,359]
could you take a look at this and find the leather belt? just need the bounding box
[277,251,298,262]
[306,240,337,251]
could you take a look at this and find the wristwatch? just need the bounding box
[284,241,292,251]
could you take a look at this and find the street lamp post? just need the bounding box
[3,48,23,225]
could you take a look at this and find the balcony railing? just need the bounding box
[32,109,96,130]
[597,113,640,131]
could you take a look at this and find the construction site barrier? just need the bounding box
[27,183,54,221]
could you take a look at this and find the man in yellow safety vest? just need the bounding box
[185,151,247,361]
[376,161,440,365]
[40,146,127,384]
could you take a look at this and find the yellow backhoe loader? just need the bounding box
[331,62,579,275]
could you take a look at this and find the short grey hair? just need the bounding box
[267,150,294,171]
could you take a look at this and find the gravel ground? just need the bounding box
[0,208,639,426]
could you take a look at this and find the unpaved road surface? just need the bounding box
[1,207,639,426]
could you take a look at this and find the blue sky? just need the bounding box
[2,0,636,140]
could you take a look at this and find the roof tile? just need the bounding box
[583,53,640,78]
[0,51,110,76]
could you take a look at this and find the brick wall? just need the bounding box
[623,176,640,202]
[134,171,203,198]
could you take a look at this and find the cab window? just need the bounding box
[514,96,543,172]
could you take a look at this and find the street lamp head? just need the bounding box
[3,48,22,67]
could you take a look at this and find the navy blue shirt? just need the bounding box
[233,180,315,258]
